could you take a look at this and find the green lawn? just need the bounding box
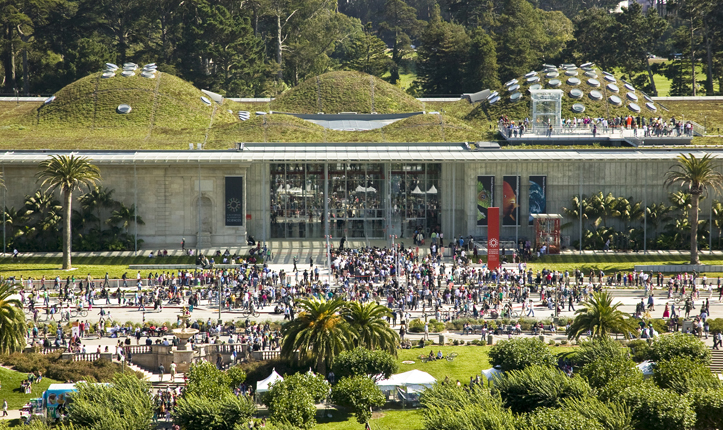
[316,408,424,430]
[0,367,60,409]
[0,255,195,279]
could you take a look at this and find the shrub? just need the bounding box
[408,319,424,333]
[652,357,720,394]
[332,348,398,381]
[687,388,723,430]
[548,339,556,346]
[489,338,556,372]
[562,397,634,430]
[173,393,256,430]
[648,318,668,334]
[264,373,330,429]
[184,361,233,399]
[648,333,710,364]
[560,340,568,345]
[330,376,385,424]
[578,356,644,401]
[626,339,652,362]
[428,319,446,332]
[421,383,516,430]
[0,352,138,382]
[620,381,696,430]
[494,366,592,414]
[523,407,604,430]
[574,337,630,367]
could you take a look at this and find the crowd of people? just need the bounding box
[499,114,697,138]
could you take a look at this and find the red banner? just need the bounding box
[487,207,500,271]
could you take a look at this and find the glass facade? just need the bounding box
[270,163,441,239]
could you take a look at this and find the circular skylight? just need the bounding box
[547,79,561,88]
[505,79,518,87]
[201,96,212,105]
[525,71,538,78]
[624,83,635,92]
[584,71,597,78]
[608,95,622,106]
[644,94,654,103]
[602,71,613,76]
[105,63,118,70]
[587,79,600,87]
[543,63,556,69]
[645,102,657,112]
[117,104,132,114]
[569,88,584,99]
[526,76,540,83]
[567,77,581,86]
[589,90,603,101]
[581,62,593,68]
[628,103,641,113]
[572,103,585,113]
[546,72,559,78]
[626,92,638,101]
[507,84,520,92]
[121,70,135,77]
[604,75,617,83]
[510,92,523,102]
[607,83,619,93]
[565,70,578,76]
[141,71,156,79]
[102,72,115,79]
[528,84,542,92]
[489,95,500,105]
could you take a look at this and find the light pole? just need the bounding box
[325,234,332,286]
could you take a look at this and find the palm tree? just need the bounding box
[646,202,673,244]
[37,155,101,269]
[0,281,27,354]
[342,302,399,355]
[567,291,635,340]
[108,203,145,232]
[79,186,116,233]
[712,200,723,248]
[665,153,723,264]
[281,297,354,374]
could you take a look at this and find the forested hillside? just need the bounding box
[0,0,721,98]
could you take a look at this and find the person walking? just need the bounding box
[715,331,722,350]
[2,399,7,417]
[526,299,535,317]
[158,363,165,382]
[170,361,177,382]
[424,322,429,341]
[181,238,185,251]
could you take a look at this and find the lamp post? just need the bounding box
[325,234,332,286]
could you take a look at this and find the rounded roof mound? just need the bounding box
[32,71,237,129]
[269,71,423,114]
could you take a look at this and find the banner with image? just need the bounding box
[476,176,494,226]
[529,175,547,225]
[502,176,520,226]
[225,176,244,226]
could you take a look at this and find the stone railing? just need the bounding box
[60,352,113,363]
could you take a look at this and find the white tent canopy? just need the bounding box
[637,360,655,378]
[256,369,284,393]
[481,366,504,383]
[376,370,436,391]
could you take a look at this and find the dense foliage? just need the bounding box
[648,332,711,364]
[488,337,556,371]
[173,394,256,430]
[330,376,385,424]
[332,348,398,381]
[264,373,330,430]
[0,281,26,354]
[493,366,592,413]
[184,361,246,400]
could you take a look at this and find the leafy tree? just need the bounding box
[567,291,636,339]
[79,186,116,235]
[466,28,500,91]
[280,297,353,374]
[573,336,629,367]
[337,26,391,77]
[332,347,398,381]
[184,360,241,399]
[646,202,673,243]
[342,301,398,354]
[620,381,696,430]
[489,337,556,372]
[493,365,592,414]
[524,406,604,430]
[378,0,420,83]
[264,373,330,430]
[173,393,256,430]
[494,0,547,82]
[653,356,720,394]
[565,8,616,71]
[108,203,145,232]
[648,332,711,364]
[578,355,644,401]
[687,388,723,430]
[665,153,723,264]
[36,155,101,269]
[0,281,27,354]
[67,372,153,430]
[331,375,385,424]
[562,397,635,430]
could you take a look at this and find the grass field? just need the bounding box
[0,255,196,279]
[523,253,723,276]
[316,408,424,430]
[0,367,60,409]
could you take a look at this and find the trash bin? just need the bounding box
[487,335,494,345]
[439,334,447,345]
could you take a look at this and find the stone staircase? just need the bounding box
[711,350,723,373]
[125,362,185,387]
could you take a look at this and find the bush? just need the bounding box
[626,339,652,362]
[574,337,630,367]
[649,333,710,364]
[408,319,424,333]
[708,318,723,334]
[652,357,720,394]
[494,366,592,414]
[332,348,398,381]
[421,383,516,430]
[687,388,723,430]
[489,338,556,372]
[648,318,668,334]
[562,397,634,430]
[264,373,330,429]
[330,376,385,424]
[578,355,643,401]
[173,393,256,430]
[620,381,696,430]
[523,407,604,430]
[185,361,235,399]
[548,339,556,346]
[560,340,568,345]
[0,352,138,382]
